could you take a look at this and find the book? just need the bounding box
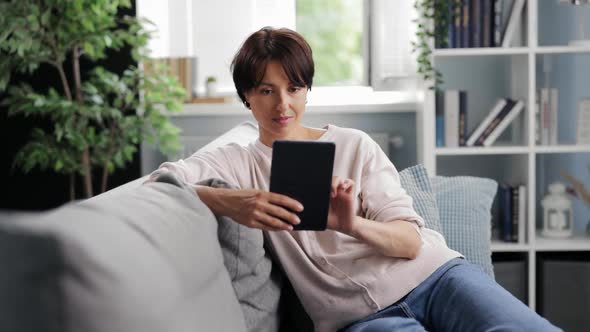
[549,88,559,145]
[482,0,493,47]
[482,99,524,147]
[461,0,470,48]
[471,0,482,48]
[454,0,463,48]
[511,183,519,242]
[474,99,516,146]
[540,88,550,145]
[466,98,508,146]
[447,0,456,49]
[444,90,460,147]
[534,92,541,144]
[458,91,468,146]
[498,184,513,242]
[493,0,503,46]
[577,99,590,144]
[517,184,526,244]
[501,0,525,47]
[436,91,445,147]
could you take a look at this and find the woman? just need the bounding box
[150,27,559,332]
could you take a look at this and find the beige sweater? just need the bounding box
[154,124,461,331]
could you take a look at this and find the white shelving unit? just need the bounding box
[417,0,590,311]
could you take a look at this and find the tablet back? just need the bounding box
[269,140,335,231]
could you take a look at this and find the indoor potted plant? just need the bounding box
[0,0,184,199]
[205,76,218,97]
[412,0,452,90]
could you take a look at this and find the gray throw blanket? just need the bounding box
[154,173,283,332]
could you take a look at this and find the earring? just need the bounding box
[305,99,308,104]
[244,101,251,109]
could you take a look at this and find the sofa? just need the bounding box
[0,121,499,332]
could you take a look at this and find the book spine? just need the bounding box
[517,184,526,244]
[472,0,482,48]
[535,91,541,144]
[458,91,468,146]
[511,184,519,242]
[454,0,463,48]
[502,0,524,47]
[549,88,559,145]
[482,0,492,47]
[499,184,513,242]
[493,0,502,46]
[448,0,456,49]
[466,98,508,146]
[475,99,516,146]
[540,88,550,145]
[444,90,460,147]
[436,91,445,147]
[435,0,444,48]
[462,0,471,48]
[482,99,524,147]
[577,99,590,144]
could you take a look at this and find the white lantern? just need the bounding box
[541,182,574,238]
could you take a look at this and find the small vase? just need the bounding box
[205,81,217,98]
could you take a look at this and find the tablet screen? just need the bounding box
[269,140,335,231]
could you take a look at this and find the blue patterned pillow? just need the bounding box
[431,176,498,277]
[399,164,443,234]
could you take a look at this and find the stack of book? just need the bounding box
[466,97,525,147]
[495,183,527,243]
[436,0,525,49]
[436,91,525,147]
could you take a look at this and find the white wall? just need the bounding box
[192,0,295,95]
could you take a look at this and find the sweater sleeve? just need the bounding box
[148,144,243,187]
[358,137,425,229]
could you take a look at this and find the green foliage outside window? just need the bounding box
[296,0,363,86]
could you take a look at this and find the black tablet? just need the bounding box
[269,140,335,231]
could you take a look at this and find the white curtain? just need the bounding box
[370,0,419,91]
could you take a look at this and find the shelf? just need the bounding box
[492,234,590,252]
[435,146,530,156]
[434,145,590,155]
[433,47,529,57]
[491,241,530,252]
[534,46,590,55]
[433,45,590,57]
[535,232,590,252]
[534,145,590,154]
[175,90,419,116]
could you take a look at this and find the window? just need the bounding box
[296,0,365,86]
[138,0,419,95]
[295,0,418,90]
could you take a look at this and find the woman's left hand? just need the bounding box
[326,176,358,235]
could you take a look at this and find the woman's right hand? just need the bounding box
[196,186,303,231]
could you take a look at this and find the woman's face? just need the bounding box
[244,60,308,146]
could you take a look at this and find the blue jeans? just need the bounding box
[342,258,561,332]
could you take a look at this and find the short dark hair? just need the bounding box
[231,27,314,104]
